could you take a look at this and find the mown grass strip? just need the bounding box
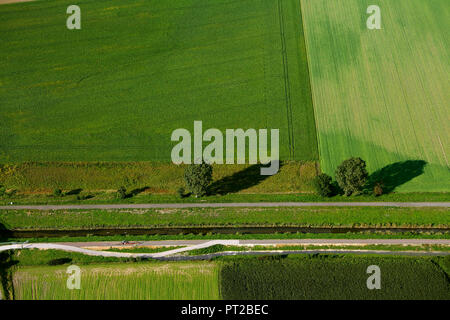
[1,207,448,230]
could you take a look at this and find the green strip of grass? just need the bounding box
[7,249,137,266]
[1,190,448,206]
[186,244,450,256]
[1,207,448,230]
[5,232,450,244]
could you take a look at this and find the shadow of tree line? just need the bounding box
[206,160,427,196]
[208,162,283,196]
[0,221,17,300]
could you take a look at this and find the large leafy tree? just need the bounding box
[313,173,333,197]
[335,157,369,196]
[184,162,213,197]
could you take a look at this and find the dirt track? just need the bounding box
[0,0,33,4]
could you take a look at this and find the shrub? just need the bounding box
[177,187,186,199]
[335,157,369,196]
[313,173,333,197]
[48,258,72,266]
[373,182,384,197]
[116,186,127,199]
[184,162,213,197]
[0,185,6,197]
[53,188,63,197]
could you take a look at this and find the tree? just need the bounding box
[313,173,333,197]
[335,157,369,196]
[0,185,6,197]
[184,162,213,197]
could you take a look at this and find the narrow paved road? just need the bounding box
[0,202,449,210]
[1,239,449,259]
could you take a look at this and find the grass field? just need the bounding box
[0,160,318,193]
[1,206,449,230]
[220,255,450,299]
[0,0,317,162]
[301,0,449,192]
[12,262,220,300]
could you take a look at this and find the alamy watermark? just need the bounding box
[366,265,381,290]
[171,121,280,175]
[67,5,81,30]
[367,5,381,30]
[66,265,81,290]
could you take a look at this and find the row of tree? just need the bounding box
[313,157,382,197]
[181,157,381,198]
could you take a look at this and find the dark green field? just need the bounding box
[0,0,317,162]
[220,255,450,300]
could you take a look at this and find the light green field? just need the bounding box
[0,0,317,162]
[301,0,449,192]
[12,262,219,300]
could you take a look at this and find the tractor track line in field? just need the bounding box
[278,0,295,159]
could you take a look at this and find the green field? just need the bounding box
[0,0,317,162]
[11,262,220,300]
[301,0,449,192]
[220,255,450,300]
[1,0,449,195]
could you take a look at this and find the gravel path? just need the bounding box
[1,239,449,259]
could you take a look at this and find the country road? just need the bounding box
[1,239,449,259]
[0,202,449,210]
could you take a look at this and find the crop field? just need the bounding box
[0,0,318,162]
[8,254,450,300]
[220,255,450,300]
[301,0,449,192]
[12,262,220,300]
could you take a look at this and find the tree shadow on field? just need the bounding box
[367,160,427,193]
[0,221,12,243]
[208,162,283,196]
[65,188,82,196]
[127,186,150,198]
